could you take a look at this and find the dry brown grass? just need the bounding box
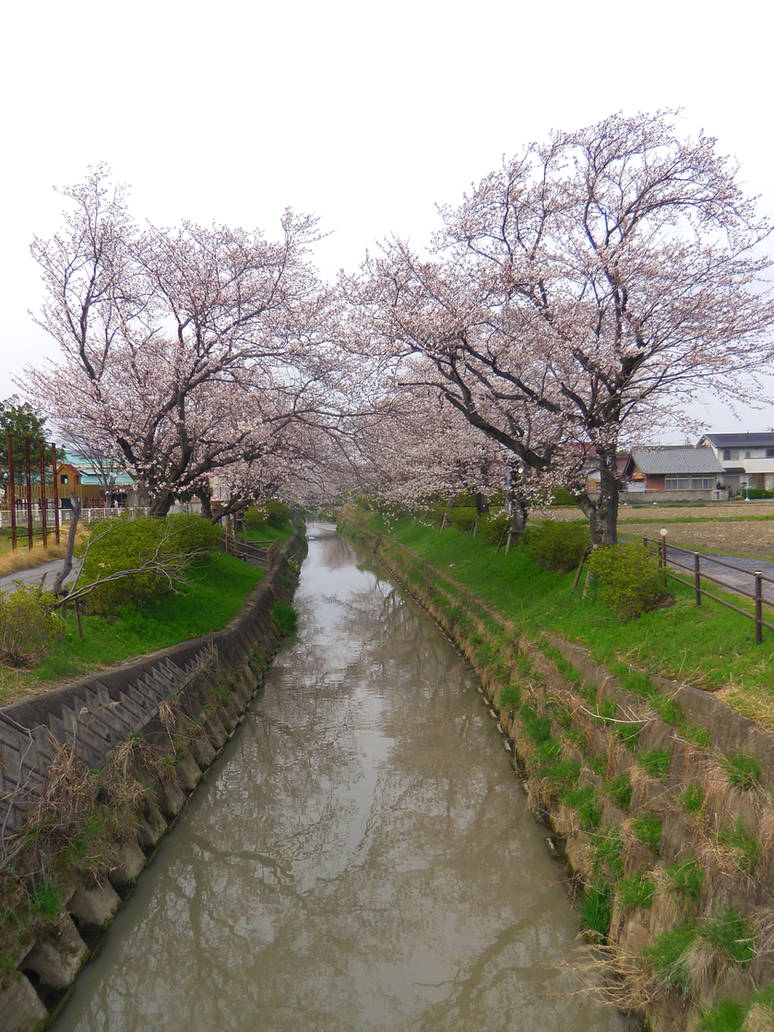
[532,501,774,558]
[0,541,68,578]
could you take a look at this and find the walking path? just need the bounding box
[0,558,79,594]
[659,543,774,604]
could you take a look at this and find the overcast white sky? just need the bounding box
[1,0,772,438]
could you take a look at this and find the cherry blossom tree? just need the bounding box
[352,112,774,545]
[26,167,330,516]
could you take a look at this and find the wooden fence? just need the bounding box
[222,530,281,570]
[642,535,774,644]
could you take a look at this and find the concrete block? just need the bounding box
[174,747,202,793]
[67,880,121,928]
[108,837,147,892]
[187,731,216,770]
[136,804,167,851]
[22,915,88,990]
[0,972,48,1032]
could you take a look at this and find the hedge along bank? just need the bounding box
[0,526,307,1032]
[340,505,774,1032]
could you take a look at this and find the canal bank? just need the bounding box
[339,506,774,1032]
[43,522,626,1032]
[0,527,306,1031]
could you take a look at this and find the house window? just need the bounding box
[766,449,774,458]
[745,451,751,459]
[723,449,739,460]
[665,477,714,491]
[60,474,68,485]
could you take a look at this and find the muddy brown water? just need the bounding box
[51,523,628,1032]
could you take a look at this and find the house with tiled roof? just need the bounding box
[622,446,726,501]
[698,433,774,494]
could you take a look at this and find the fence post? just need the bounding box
[694,553,702,606]
[755,572,763,645]
[660,528,667,568]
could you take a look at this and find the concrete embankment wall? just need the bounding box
[0,529,306,1032]
[342,512,774,1032]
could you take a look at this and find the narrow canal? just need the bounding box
[52,523,627,1031]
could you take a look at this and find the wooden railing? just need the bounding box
[642,535,774,644]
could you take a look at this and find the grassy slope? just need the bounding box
[380,516,774,727]
[0,551,265,705]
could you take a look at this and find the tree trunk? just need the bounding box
[579,463,619,547]
[506,495,528,550]
[52,497,81,595]
[148,489,174,518]
[197,483,213,520]
[474,492,489,516]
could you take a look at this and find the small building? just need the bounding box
[622,446,725,501]
[698,433,774,494]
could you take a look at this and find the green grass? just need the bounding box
[698,1000,746,1032]
[642,923,697,996]
[699,907,756,966]
[606,773,632,811]
[580,882,613,939]
[0,552,265,703]
[666,857,704,903]
[631,812,662,853]
[720,753,761,790]
[242,520,293,544]
[498,684,522,711]
[680,783,704,813]
[364,513,774,728]
[271,602,299,635]
[717,819,760,873]
[638,749,671,780]
[617,873,655,912]
[591,826,624,880]
[561,785,602,829]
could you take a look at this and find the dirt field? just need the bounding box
[533,501,774,559]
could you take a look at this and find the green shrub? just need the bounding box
[522,520,591,573]
[741,487,774,499]
[479,510,510,546]
[448,506,478,533]
[0,584,64,666]
[264,499,292,527]
[164,513,223,553]
[587,542,669,620]
[549,486,579,507]
[721,753,761,790]
[77,515,216,614]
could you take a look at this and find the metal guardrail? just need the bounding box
[642,535,774,644]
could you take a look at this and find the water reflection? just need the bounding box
[52,522,626,1032]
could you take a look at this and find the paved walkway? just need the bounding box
[663,544,774,605]
[0,558,80,594]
